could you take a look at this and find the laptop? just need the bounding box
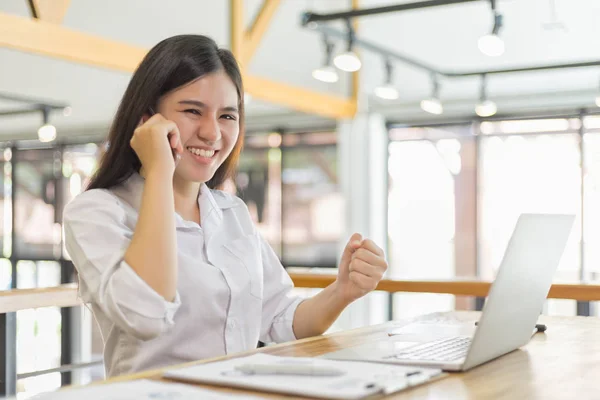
[322,213,575,372]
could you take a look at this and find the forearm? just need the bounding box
[292,282,351,339]
[124,171,177,301]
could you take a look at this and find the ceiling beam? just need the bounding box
[245,75,356,118]
[0,11,355,119]
[27,0,71,24]
[243,0,281,65]
[0,91,67,108]
[0,12,146,72]
[229,0,244,64]
[228,1,355,118]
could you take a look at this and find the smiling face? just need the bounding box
[156,70,240,184]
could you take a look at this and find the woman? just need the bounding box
[63,34,388,377]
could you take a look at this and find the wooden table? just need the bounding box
[100,311,600,399]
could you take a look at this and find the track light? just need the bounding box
[476,100,497,117]
[421,98,443,115]
[334,19,361,72]
[374,59,399,100]
[312,35,339,83]
[478,0,504,57]
[313,65,338,83]
[475,74,497,117]
[421,75,443,115]
[38,107,56,142]
[334,51,361,72]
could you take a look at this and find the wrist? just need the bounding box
[144,167,174,184]
[330,279,355,307]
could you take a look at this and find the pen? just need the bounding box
[474,321,547,333]
[234,363,346,377]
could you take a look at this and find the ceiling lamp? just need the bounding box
[475,74,497,117]
[478,0,505,57]
[334,19,361,72]
[374,59,399,100]
[38,107,56,143]
[312,34,339,83]
[420,74,443,115]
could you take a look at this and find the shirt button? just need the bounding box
[227,320,236,330]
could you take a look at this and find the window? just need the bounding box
[236,135,282,256]
[61,144,101,205]
[16,260,62,397]
[583,116,600,316]
[478,122,581,316]
[13,149,60,260]
[61,143,102,261]
[1,143,104,397]
[388,125,474,319]
[389,117,594,318]
[282,132,342,268]
[237,131,343,268]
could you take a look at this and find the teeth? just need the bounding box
[187,147,215,158]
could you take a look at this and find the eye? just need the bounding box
[221,114,237,121]
[184,109,201,116]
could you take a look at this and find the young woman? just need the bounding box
[63,34,388,377]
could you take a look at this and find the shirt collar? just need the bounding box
[120,172,237,231]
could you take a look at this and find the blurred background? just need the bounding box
[1,0,600,397]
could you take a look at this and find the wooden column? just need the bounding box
[454,135,478,310]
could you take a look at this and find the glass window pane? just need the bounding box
[61,144,102,261]
[479,118,578,135]
[236,145,282,256]
[13,149,60,259]
[0,148,12,259]
[478,132,581,316]
[582,129,600,316]
[62,143,101,205]
[0,258,11,290]
[388,140,456,279]
[282,140,343,267]
[16,260,63,396]
[16,260,60,289]
[583,133,600,282]
[16,307,62,375]
[387,125,473,318]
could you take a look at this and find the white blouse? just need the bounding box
[63,173,302,377]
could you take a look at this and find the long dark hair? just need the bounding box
[87,34,245,191]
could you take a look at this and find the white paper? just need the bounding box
[163,353,443,400]
[20,379,260,400]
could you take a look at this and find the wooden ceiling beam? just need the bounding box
[0,12,145,72]
[243,0,281,65]
[0,11,355,119]
[245,75,356,118]
[229,0,244,64]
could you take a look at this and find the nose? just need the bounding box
[198,115,221,144]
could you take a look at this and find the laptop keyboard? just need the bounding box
[385,336,471,362]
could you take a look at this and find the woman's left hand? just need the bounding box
[334,233,388,303]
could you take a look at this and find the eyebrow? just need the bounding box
[178,100,238,113]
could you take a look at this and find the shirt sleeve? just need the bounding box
[63,189,181,341]
[258,234,304,344]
